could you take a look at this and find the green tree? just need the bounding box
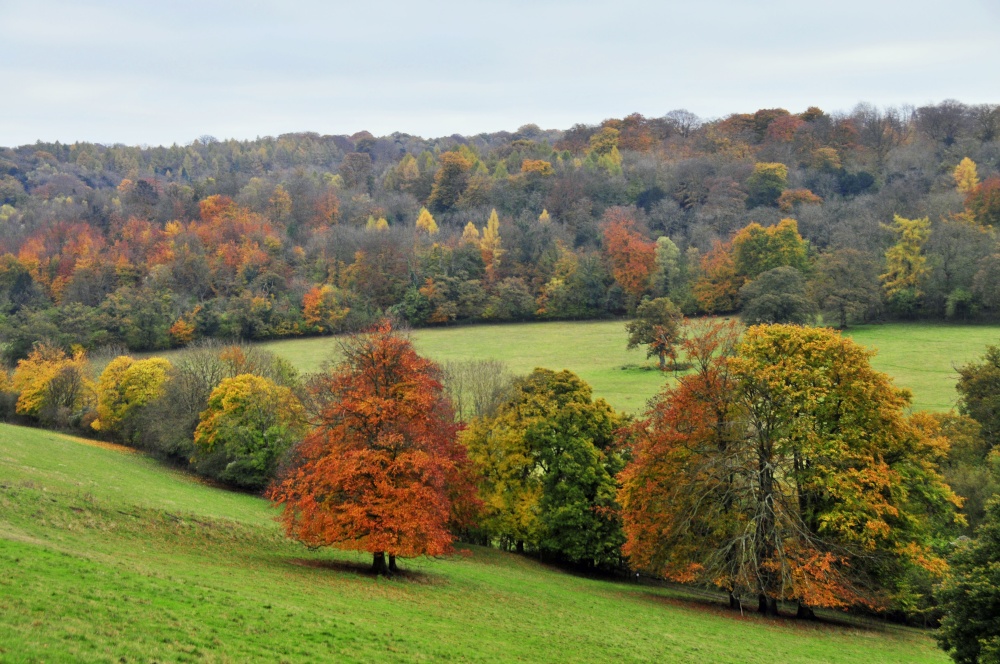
[937,498,1000,664]
[957,344,1000,450]
[745,162,788,208]
[739,266,816,325]
[428,151,473,212]
[810,249,884,328]
[193,373,306,489]
[731,218,810,280]
[462,368,625,566]
[625,297,684,369]
[651,236,681,297]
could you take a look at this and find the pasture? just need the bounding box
[257,320,1000,413]
[0,423,947,663]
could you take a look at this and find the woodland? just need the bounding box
[0,101,999,362]
[3,100,1000,663]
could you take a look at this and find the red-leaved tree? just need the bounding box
[268,321,477,574]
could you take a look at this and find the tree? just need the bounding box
[302,284,350,334]
[809,249,883,328]
[428,151,472,212]
[731,218,810,281]
[625,297,684,369]
[268,322,475,574]
[11,344,94,428]
[937,498,1000,664]
[954,157,980,195]
[92,356,171,443]
[602,209,655,310]
[651,236,681,298]
[620,324,959,615]
[957,344,1000,450]
[193,374,305,489]
[739,266,816,325]
[967,177,1000,227]
[745,162,788,208]
[415,207,439,235]
[461,368,625,566]
[881,215,931,315]
[693,241,741,314]
[479,209,503,279]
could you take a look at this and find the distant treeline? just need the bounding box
[1,100,999,361]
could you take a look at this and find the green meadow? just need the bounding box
[257,320,1000,413]
[0,423,947,663]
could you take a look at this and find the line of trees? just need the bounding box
[2,101,1000,363]
[5,315,1000,654]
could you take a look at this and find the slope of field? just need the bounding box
[258,320,1000,413]
[0,423,946,663]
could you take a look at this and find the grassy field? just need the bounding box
[256,320,1000,413]
[0,423,947,663]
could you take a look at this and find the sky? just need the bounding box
[2,0,999,147]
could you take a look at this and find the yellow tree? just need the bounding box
[954,157,980,194]
[92,356,171,442]
[415,207,439,235]
[461,221,480,245]
[538,209,551,225]
[12,345,94,426]
[194,374,306,489]
[881,215,931,314]
[480,209,503,278]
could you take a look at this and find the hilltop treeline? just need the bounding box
[1,100,999,360]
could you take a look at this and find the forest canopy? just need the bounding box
[1,100,999,360]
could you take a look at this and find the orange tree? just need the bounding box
[268,321,477,574]
[619,324,960,616]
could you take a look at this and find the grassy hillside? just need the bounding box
[0,423,946,663]
[257,320,1000,413]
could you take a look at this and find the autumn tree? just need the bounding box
[415,207,439,235]
[461,368,625,566]
[428,151,472,212]
[12,344,94,428]
[625,297,684,370]
[953,157,980,195]
[268,322,475,574]
[967,177,1000,227]
[479,209,503,279]
[881,215,931,315]
[92,356,171,444]
[193,374,306,489]
[620,324,959,615]
[693,241,741,314]
[302,284,350,334]
[731,218,810,281]
[602,209,655,310]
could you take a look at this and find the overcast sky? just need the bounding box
[2,0,999,147]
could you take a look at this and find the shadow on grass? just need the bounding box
[285,557,442,584]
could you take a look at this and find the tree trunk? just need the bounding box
[729,592,740,610]
[796,602,816,620]
[658,352,666,370]
[372,551,388,575]
[388,554,399,574]
[758,594,778,616]
[515,540,524,554]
